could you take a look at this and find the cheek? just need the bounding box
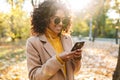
[49,19,55,27]
[49,22,56,30]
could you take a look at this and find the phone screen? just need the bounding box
[71,42,85,51]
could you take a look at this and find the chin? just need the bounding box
[55,31,60,35]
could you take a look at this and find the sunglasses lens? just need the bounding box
[54,17,60,24]
[62,18,70,25]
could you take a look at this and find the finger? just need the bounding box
[74,53,81,57]
[67,51,76,56]
[74,52,82,57]
[74,51,82,55]
[76,49,82,52]
[66,52,76,59]
[74,53,82,59]
[73,50,82,56]
[66,55,73,60]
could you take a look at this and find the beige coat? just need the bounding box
[26,34,81,80]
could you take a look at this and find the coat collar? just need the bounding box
[38,34,71,57]
[38,34,55,57]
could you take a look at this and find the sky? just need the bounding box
[0,0,11,13]
[0,0,119,19]
[0,0,33,13]
[107,0,120,19]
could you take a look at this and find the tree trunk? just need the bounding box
[31,0,40,9]
[92,21,98,42]
[113,44,120,80]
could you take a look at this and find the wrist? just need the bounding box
[74,56,82,61]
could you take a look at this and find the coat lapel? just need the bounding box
[61,35,72,52]
[38,35,56,57]
[66,61,74,80]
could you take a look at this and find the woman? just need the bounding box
[26,0,82,80]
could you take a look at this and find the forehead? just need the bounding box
[54,10,65,18]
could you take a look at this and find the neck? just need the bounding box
[45,28,59,39]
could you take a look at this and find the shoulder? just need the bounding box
[27,36,39,42]
[26,35,45,45]
[61,34,72,39]
[26,35,43,46]
[61,34,73,42]
[63,34,73,43]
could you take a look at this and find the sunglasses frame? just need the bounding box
[51,16,71,26]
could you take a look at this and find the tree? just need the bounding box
[31,0,42,9]
[112,0,120,79]
[5,0,31,41]
[112,0,120,44]
[113,44,120,80]
[0,13,6,38]
[92,0,111,41]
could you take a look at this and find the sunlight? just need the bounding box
[0,0,10,13]
[67,0,91,12]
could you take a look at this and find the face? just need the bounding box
[49,10,67,35]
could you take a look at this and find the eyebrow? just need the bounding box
[53,16,67,19]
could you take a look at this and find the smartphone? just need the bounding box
[71,41,85,51]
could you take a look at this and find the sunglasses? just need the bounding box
[53,16,70,26]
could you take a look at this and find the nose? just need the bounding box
[59,20,63,25]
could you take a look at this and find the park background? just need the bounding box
[0,0,120,80]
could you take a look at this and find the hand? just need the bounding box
[59,51,76,62]
[59,49,82,62]
[73,49,82,60]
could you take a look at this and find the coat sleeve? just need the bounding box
[68,36,81,74]
[71,59,81,74]
[26,37,64,80]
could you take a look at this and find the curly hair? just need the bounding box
[31,0,72,35]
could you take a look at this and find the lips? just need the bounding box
[56,25,62,29]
